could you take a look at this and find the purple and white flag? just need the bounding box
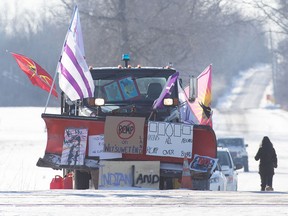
[69,6,85,57]
[152,72,179,109]
[58,6,94,101]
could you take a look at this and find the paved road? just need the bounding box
[0,190,287,216]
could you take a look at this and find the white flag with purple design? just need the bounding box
[152,72,179,109]
[58,6,94,101]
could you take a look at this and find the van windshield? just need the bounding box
[217,151,232,168]
[218,138,244,147]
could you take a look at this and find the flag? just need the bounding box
[69,5,85,57]
[58,6,94,101]
[178,82,199,124]
[153,72,179,109]
[184,65,213,127]
[11,52,58,98]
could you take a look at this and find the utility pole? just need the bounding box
[269,29,277,104]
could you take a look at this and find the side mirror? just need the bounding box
[235,164,243,170]
[188,76,197,102]
[221,165,230,172]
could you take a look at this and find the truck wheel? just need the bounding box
[74,170,90,189]
[243,157,249,172]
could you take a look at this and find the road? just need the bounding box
[0,190,287,216]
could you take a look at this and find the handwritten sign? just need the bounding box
[104,116,145,154]
[98,161,160,189]
[88,134,122,159]
[189,154,218,174]
[146,121,193,158]
[60,128,88,166]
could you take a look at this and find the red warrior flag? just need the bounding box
[11,52,58,98]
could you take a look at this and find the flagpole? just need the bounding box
[43,65,58,113]
[43,6,78,113]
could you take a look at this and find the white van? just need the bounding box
[217,147,238,191]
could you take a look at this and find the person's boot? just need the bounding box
[265,186,274,191]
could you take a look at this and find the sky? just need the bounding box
[0,64,287,215]
[0,0,59,35]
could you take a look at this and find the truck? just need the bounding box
[217,137,249,172]
[37,55,217,190]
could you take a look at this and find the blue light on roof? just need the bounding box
[122,54,130,61]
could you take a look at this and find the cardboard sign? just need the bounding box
[146,121,193,158]
[104,116,145,154]
[98,161,160,189]
[88,134,122,159]
[60,128,88,166]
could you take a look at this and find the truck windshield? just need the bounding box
[218,138,244,147]
[90,68,177,105]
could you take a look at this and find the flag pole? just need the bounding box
[43,6,78,114]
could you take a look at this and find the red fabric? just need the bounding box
[11,52,58,98]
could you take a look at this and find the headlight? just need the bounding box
[210,177,219,183]
[95,98,105,106]
[163,98,173,106]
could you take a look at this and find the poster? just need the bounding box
[146,121,193,158]
[60,128,88,166]
[104,116,145,154]
[189,154,218,174]
[118,76,140,100]
[103,81,123,101]
[103,76,140,102]
[88,134,122,159]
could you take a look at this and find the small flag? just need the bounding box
[153,72,179,109]
[58,5,94,101]
[11,52,58,98]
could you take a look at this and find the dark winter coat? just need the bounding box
[255,136,277,176]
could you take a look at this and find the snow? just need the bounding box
[0,66,288,215]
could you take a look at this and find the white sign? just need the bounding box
[146,121,193,158]
[89,135,122,159]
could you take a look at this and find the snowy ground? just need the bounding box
[0,65,288,215]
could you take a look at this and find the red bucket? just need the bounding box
[63,173,73,189]
[50,175,63,189]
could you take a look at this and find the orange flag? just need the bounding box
[11,52,58,98]
[185,65,212,127]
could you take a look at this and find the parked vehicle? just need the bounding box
[217,137,249,172]
[37,55,218,190]
[217,147,238,191]
[209,162,227,191]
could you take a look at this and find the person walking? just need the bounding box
[255,136,278,191]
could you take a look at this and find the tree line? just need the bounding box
[1,0,282,107]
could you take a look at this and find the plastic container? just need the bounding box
[63,173,73,189]
[50,175,63,189]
